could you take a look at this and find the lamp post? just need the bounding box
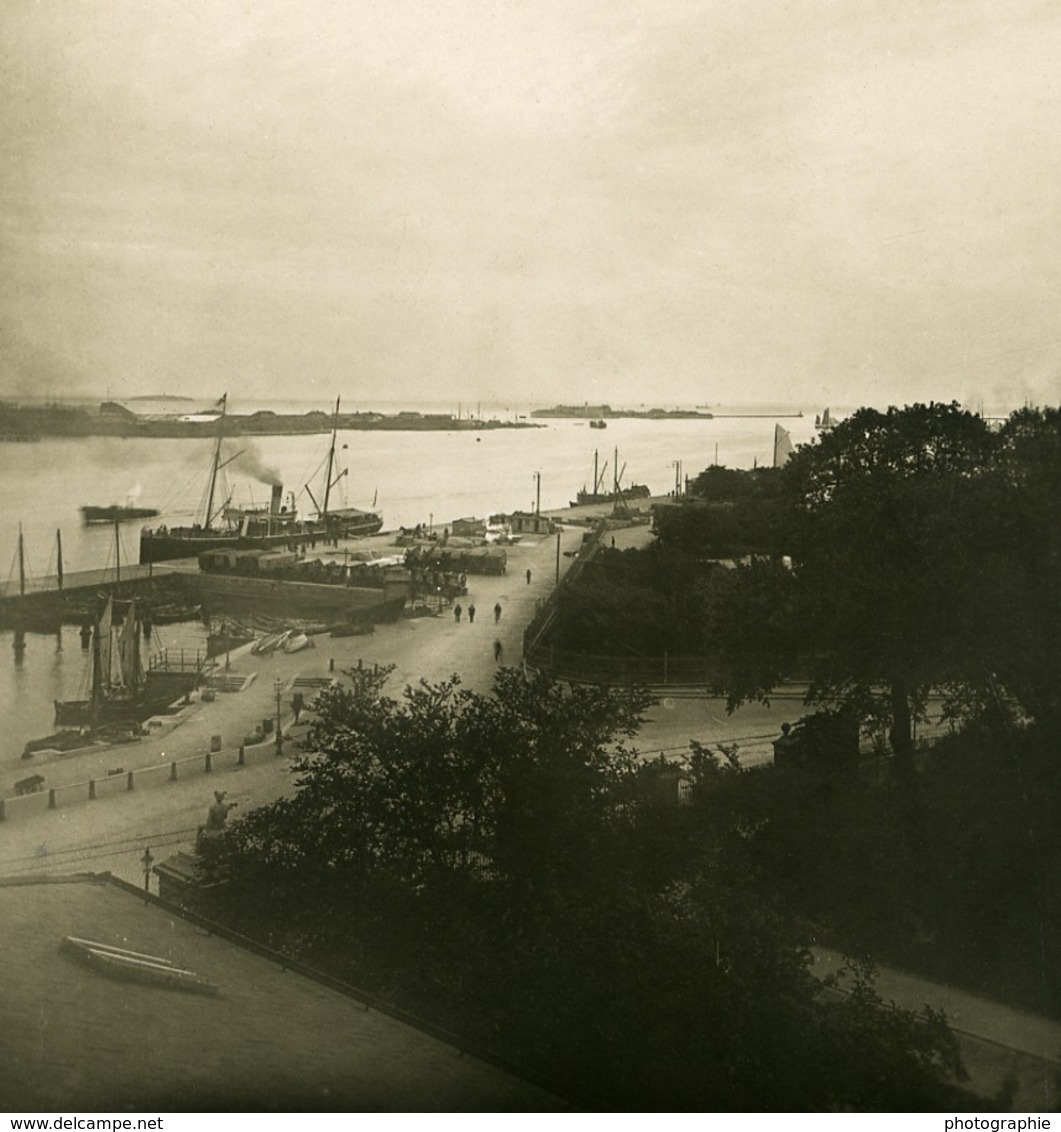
[274,678,284,756]
[534,471,541,515]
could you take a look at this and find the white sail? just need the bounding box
[118,598,140,691]
[98,597,115,689]
[773,424,794,468]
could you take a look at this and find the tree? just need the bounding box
[705,404,1000,837]
[202,667,976,1109]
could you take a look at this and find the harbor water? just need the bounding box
[0,408,819,769]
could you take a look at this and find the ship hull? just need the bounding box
[139,512,384,564]
[82,506,159,523]
[54,691,179,728]
[570,485,651,507]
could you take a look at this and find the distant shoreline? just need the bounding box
[0,403,542,439]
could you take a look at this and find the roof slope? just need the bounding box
[0,876,564,1112]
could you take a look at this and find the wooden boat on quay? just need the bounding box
[139,394,382,564]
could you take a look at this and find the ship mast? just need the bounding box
[322,396,340,519]
[17,523,25,597]
[204,393,228,530]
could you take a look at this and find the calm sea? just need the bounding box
[0,403,827,766]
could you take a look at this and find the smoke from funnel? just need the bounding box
[233,442,282,487]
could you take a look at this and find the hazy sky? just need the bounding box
[2,1,1059,409]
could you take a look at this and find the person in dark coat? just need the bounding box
[494,602,502,623]
[454,603,463,623]
[468,603,476,623]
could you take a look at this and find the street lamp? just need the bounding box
[274,678,284,756]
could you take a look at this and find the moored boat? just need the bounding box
[54,597,187,727]
[82,505,160,523]
[139,394,383,564]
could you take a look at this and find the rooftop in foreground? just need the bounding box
[0,875,566,1112]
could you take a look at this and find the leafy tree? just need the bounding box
[202,667,976,1110]
[706,405,999,823]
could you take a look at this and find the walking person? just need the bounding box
[454,602,463,623]
[468,603,476,624]
[493,602,502,624]
[493,638,503,662]
[526,567,532,585]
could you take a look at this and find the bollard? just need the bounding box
[170,761,178,781]
[88,779,96,801]
[210,734,222,753]
[48,788,56,810]
[205,752,212,772]
[0,798,6,821]
[127,770,134,792]
[238,744,245,766]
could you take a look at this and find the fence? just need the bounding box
[522,523,605,661]
[0,732,286,824]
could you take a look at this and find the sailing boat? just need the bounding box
[303,397,384,541]
[773,424,794,468]
[139,395,383,564]
[54,598,175,726]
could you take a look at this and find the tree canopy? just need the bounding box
[203,665,974,1109]
[706,404,1060,754]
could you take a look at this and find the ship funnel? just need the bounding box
[271,484,283,515]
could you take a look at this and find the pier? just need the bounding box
[0,562,187,626]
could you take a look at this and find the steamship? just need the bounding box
[139,395,383,565]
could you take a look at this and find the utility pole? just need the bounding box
[555,529,561,585]
[534,472,541,515]
[275,679,284,756]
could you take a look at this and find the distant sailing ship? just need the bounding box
[814,407,836,431]
[139,395,383,564]
[571,448,650,506]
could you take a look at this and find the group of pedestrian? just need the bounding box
[452,599,505,662]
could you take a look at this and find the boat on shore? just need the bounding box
[81,504,159,523]
[139,394,383,564]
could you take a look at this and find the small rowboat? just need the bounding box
[282,632,312,654]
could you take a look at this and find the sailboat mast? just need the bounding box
[593,450,599,495]
[17,523,25,597]
[114,521,121,591]
[91,617,102,717]
[322,396,340,519]
[56,529,63,591]
[204,393,228,530]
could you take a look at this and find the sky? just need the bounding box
[2,1,1059,410]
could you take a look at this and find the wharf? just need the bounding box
[0,563,187,625]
